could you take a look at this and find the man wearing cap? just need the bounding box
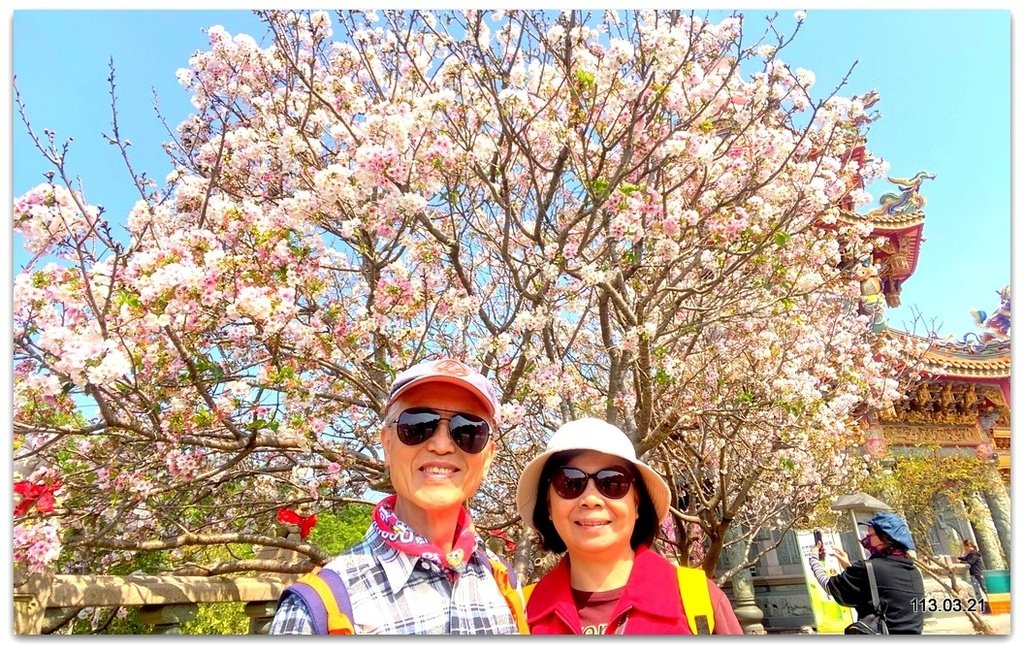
[808,512,925,634]
[270,358,524,635]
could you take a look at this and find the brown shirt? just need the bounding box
[572,586,626,634]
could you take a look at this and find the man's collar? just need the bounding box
[369,526,488,591]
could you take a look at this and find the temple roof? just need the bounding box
[922,340,1011,379]
[889,330,1011,380]
[835,171,935,308]
[841,207,925,232]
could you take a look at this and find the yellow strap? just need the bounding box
[300,572,355,635]
[521,567,711,634]
[489,558,530,634]
[676,566,714,634]
[523,582,536,604]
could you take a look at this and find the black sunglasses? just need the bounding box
[551,465,634,500]
[388,408,491,454]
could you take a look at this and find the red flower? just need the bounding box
[487,528,517,553]
[277,507,317,539]
[13,480,61,517]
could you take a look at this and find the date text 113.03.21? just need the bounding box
[911,597,987,612]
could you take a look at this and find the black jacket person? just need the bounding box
[958,539,987,605]
[808,512,925,634]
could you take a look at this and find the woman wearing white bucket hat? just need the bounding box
[515,418,742,635]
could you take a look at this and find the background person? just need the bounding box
[515,417,743,634]
[808,512,925,634]
[270,358,523,635]
[957,539,987,609]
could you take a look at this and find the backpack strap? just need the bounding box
[865,559,888,617]
[519,563,713,634]
[279,568,355,635]
[282,551,527,635]
[481,551,530,633]
[523,582,537,604]
[676,565,715,634]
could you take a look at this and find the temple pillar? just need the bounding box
[982,477,1011,568]
[966,492,1006,570]
[731,567,766,634]
[721,534,765,634]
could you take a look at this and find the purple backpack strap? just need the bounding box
[480,548,520,588]
[279,568,352,635]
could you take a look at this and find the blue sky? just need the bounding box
[7,7,1015,340]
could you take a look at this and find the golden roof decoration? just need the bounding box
[887,329,1010,380]
[920,342,1011,379]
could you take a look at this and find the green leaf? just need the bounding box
[307,504,374,555]
[575,69,595,90]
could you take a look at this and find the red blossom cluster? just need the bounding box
[13,480,61,517]
[277,507,318,539]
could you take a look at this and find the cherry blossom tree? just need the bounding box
[13,9,915,581]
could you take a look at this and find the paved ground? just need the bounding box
[923,610,1012,635]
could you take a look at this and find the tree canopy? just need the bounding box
[13,9,913,581]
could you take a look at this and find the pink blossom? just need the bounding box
[11,10,904,581]
[660,218,681,237]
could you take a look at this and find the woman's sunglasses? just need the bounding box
[389,408,491,454]
[551,465,634,500]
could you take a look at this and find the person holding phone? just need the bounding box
[808,512,925,634]
[814,531,827,560]
[515,417,742,634]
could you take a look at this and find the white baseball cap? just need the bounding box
[516,417,670,529]
[385,358,500,420]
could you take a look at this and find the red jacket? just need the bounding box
[526,545,744,635]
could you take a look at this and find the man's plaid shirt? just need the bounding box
[269,525,521,635]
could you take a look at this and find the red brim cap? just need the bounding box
[386,359,500,420]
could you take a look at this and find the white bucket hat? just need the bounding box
[516,417,670,529]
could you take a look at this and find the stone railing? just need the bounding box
[12,559,988,635]
[13,565,299,635]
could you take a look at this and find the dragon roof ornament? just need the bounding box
[866,171,937,221]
